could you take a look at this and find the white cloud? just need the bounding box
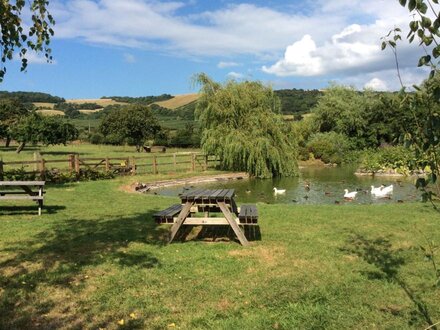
[227,71,244,79]
[50,0,426,88]
[364,78,388,91]
[218,61,240,69]
[14,52,56,65]
[262,35,322,76]
[52,1,343,57]
[123,53,136,63]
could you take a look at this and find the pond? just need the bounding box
[154,166,420,205]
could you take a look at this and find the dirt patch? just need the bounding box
[228,245,287,267]
[217,298,232,311]
[1,261,44,277]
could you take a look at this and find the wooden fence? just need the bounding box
[0,152,220,180]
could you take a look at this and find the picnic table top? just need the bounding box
[179,188,235,201]
[0,181,45,186]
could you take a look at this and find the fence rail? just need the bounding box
[0,152,220,181]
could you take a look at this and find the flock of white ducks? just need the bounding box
[274,184,394,201]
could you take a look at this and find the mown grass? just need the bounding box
[0,143,200,162]
[0,173,439,329]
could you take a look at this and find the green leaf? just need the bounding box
[381,41,387,50]
[418,2,428,14]
[418,55,431,66]
[410,21,418,32]
[408,0,416,11]
[399,0,407,6]
[421,16,432,28]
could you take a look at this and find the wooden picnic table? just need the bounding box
[0,181,45,215]
[155,188,258,246]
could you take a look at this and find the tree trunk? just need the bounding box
[5,137,11,147]
[16,142,25,153]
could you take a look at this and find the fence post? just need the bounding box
[74,154,80,176]
[40,158,46,180]
[0,159,3,180]
[152,155,157,174]
[33,152,40,172]
[105,157,110,172]
[131,157,136,175]
[191,153,196,172]
[204,154,208,171]
[173,153,177,172]
[68,154,75,173]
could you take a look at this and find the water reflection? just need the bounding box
[155,166,420,205]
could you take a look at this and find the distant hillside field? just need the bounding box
[36,109,64,116]
[154,93,199,110]
[67,98,128,107]
[33,102,56,110]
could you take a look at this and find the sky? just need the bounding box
[0,0,432,99]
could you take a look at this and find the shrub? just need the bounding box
[306,132,354,164]
[358,146,421,174]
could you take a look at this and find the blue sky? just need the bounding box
[0,0,430,99]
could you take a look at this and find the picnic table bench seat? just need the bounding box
[238,204,258,224]
[0,181,45,215]
[154,204,182,224]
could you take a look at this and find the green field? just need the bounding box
[0,143,200,162]
[0,172,439,329]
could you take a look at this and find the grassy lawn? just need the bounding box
[1,174,439,329]
[0,143,200,163]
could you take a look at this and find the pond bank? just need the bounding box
[132,172,249,192]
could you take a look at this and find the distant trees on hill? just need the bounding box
[54,102,102,111]
[98,104,161,151]
[102,94,173,104]
[274,89,322,115]
[0,98,30,147]
[0,91,65,103]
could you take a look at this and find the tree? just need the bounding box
[382,1,440,207]
[0,0,55,82]
[194,73,298,178]
[10,112,78,153]
[99,104,161,151]
[0,97,29,146]
[312,85,378,148]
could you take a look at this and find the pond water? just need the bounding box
[154,166,420,205]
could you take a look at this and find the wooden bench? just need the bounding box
[154,204,182,224]
[0,181,45,215]
[238,204,258,224]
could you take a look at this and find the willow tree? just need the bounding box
[194,73,298,178]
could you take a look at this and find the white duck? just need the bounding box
[273,187,286,194]
[344,189,358,200]
[370,185,384,195]
[381,184,394,194]
[372,184,393,198]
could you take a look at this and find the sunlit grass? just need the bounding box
[0,174,439,329]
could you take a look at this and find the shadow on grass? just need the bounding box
[0,210,169,329]
[342,234,437,330]
[173,225,261,243]
[1,205,66,215]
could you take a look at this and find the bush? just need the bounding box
[358,146,419,174]
[306,132,354,164]
[89,132,105,144]
[2,168,115,183]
